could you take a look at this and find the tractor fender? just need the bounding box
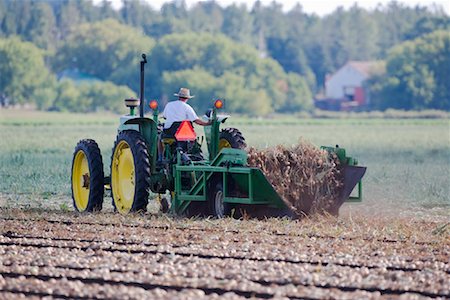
[119,117,159,174]
[119,117,157,146]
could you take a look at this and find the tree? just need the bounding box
[189,1,223,33]
[0,1,6,36]
[121,0,156,28]
[161,68,274,115]
[52,79,85,112]
[85,81,135,113]
[98,0,119,20]
[162,68,218,113]
[373,2,433,56]
[404,16,450,40]
[1,0,446,112]
[59,0,81,37]
[0,36,56,108]
[222,4,253,43]
[283,73,314,112]
[26,2,57,50]
[161,0,188,19]
[369,30,450,110]
[149,33,312,114]
[317,5,379,72]
[1,1,23,35]
[266,37,316,91]
[52,79,135,113]
[53,19,155,90]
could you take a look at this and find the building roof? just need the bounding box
[326,60,385,84]
[347,60,384,77]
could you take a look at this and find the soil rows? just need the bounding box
[0,210,449,299]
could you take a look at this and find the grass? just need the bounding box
[0,109,449,217]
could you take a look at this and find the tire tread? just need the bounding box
[71,139,104,212]
[111,130,151,212]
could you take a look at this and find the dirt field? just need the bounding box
[1,209,448,299]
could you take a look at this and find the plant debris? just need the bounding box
[247,141,344,217]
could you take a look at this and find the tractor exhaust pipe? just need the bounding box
[140,53,147,118]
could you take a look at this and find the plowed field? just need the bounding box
[1,210,448,299]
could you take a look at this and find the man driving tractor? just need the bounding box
[159,88,211,160]
[162,87,211,136]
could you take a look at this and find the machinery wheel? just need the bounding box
[160,197,170,213]
[159,191,172,214]
[111,130,151,214]
[207,178,232,218]
[71,139,104,212]
[218,128,246,152]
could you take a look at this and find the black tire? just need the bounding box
[160,197,170,213]
[110,130,151,213]
[207,177,232,218]
[71,139,104,212]
[219,128,246,151]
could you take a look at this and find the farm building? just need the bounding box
[315,60,384,111]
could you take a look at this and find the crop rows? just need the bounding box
[1,212,449,299]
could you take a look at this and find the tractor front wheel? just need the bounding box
[111,130,151,214]
[71,139,104,212]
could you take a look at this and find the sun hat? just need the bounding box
[174,87,195,99]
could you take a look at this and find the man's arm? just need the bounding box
[194,119,211,126]
[185,104,211,126]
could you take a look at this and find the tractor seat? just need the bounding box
[162,121,181,137]
[161,137,176,145]
[161,121,194,140]
[161,122,181,145]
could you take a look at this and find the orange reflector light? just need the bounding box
[214,99,223,109]
[175,120,196,141]
[149,100,158,110]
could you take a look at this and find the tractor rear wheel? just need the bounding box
[71,139,104,212]
[111,130,151,214]
[218,128,246,152]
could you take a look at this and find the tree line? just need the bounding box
[0,0,449,113]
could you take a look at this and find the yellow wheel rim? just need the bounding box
[218,138,231,152]
[112,140,135,214]
[72,150,90,211]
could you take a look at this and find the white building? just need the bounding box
[324,61,380,107]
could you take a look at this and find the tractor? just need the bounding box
[71,54,366,218]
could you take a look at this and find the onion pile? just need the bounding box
[247,141,344,217]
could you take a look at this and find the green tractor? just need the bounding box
[71,54,366,218]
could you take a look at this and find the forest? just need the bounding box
[0,0,449,114]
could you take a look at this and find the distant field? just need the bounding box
[0,110,449,218]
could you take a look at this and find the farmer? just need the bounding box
[159,87,210,160]
[162,87,211,134]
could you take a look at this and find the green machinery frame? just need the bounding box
[171,148,287,214]
[321,146,364,202]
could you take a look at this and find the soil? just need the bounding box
[1,209,448,299]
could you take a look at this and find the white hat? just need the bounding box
[174,87,195,99]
